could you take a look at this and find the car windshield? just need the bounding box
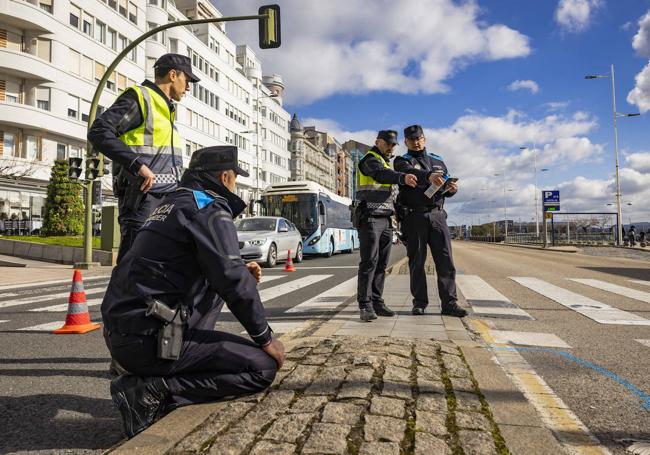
[235,218,276,232]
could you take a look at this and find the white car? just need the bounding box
[235,216,303,268]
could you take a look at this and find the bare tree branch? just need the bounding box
[0,158,40,179]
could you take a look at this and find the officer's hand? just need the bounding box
[247,262,262,283]
[404,174,418,188]
[138,165,155,193]
[447,181,458,193]
[428,173,445,187]
[263,338,286,368]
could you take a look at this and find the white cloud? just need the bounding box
[627,61,650,113]
[301,117,378,149]
[627,152,650,173]
[210,0,531,104]
[544,101,570,112]
[554,0,602,33]
[507,79,540,94]
[632,10,650,57]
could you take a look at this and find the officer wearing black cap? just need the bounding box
[89,53,200,263]
[393,125,467,317]
[355,130,417,321]
[102,145,285,438]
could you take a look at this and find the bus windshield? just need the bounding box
[261,194,318,236]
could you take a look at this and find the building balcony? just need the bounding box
[0,49,56,81]
[0,102,86,140]
[146,3,168,25]
[145,39,167,61]
[0,0,55,33]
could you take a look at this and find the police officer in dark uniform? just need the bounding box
[102,146,285,438]
[355,130,417,321]
[394,125,467,317]
[88,53,199,263]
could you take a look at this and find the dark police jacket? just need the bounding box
[100,172,272,346]
[393,149,456,209]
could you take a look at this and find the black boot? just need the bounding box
[373,304,396,317]
[441,304,468,317]
[360,306,377,321]
[110,375,170,438]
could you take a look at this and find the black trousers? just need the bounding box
[117,191,164,264]
[106,298,276,408]
[401,209,457,309]
[357,216,393,309]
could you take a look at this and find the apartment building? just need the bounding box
[288,114,337,193]
[0,0,290,225]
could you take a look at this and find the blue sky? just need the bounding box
[213,0,650,225]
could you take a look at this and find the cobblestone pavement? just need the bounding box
[169,337,507,455]
[578,245,650,262]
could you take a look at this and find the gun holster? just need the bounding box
[395,204,412,222]
[350,200,366,229]
[146,299,188,361]
[120,169,146,210]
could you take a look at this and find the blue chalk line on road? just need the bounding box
[493,345,650,411]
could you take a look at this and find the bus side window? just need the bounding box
[319,201,326,225]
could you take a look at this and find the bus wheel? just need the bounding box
[324,238,334,258]
[295,243,303,263]
[265,243,277,268]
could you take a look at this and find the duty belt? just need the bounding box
[408,205,443,213]
[154,172,181,184]
[365,202,393,210]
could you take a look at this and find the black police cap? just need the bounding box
[404,124,424,139]
[189,146,250,177]
[377,130,398,145]
[154,53,200,83]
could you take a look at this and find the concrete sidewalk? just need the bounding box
[0,254,112,286]
[109,273,566,455]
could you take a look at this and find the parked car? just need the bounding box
[235,216,303,268]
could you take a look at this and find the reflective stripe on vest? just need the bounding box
[356,150,394,211]
[119,85,182,192]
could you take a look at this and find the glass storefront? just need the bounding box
[0,189,46,233]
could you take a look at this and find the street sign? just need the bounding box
[545,212,553,219]
[542,190,560,212]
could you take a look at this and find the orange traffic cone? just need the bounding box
[53,269,101,334]
[284,249,296,272]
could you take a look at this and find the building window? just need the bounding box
[68,49,80,75]
[107,28,117,51]
[106,71,116,91]
[169,38,178,53]
[24,135,40,160]
[129,43,137,63]
[39,0,53,13]
[117,73,126,93]
[81,55,93,80]
[95,62,106,84]
[95,20,106,43]
[129,2,137,24]
[118,34,127,52]
[56,143,67,161]
[35,87,50,111]
[82,14,93,36]
[80,99,90,122]
[118,0,127,17]
[70,146,82,158]
[68,94,79,119]
[108,0,117,10]
[69,4,80,28]
[2,132,16,157]
[36,38,51,62]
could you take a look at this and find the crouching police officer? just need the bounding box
[354,130,417,321]
[394,125,467,318]
[102,146,285,438]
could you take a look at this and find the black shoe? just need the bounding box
[441,305,468,317]
[110,375,170,438]
[109,359,130,377]
[373,304,396,317]
[360,307,377,321]
[412,307,425,315]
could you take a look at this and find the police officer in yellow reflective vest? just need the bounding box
[89,53,200,263]
[354,130,417,321]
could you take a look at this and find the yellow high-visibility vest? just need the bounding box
[119,85,183,193]
[355,150,393,211]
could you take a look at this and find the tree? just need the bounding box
[42,160,84,236]
[0,157,38,179]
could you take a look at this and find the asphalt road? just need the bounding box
[453,241,650,455]
[0,245,407,454]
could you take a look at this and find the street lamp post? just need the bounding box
[585,65,640,246]
[520,145,550,238]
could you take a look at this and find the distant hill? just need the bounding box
[624,222,650,232]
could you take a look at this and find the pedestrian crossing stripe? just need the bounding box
[456,275,534,320]
[259,275,285,283]
[629,280,650,287]
[511,277,650,325]
[636,340,650,348]
[0,287,107,309]
[490,330,571,348]
[570,279,650,304]
[0,320,8,324]
[0,292,19,299]
[285,276,357,313]
[30,298,103,312]
[16,321,71,332]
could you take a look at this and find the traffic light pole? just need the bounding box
[75,12,273,268]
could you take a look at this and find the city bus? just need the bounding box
[260,181,358,256]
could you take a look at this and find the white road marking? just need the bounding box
[286,266,358,269]
[0,276,108,292]
[0,288,107,309]
[16,321,68,332]
[491,330,571,348]
[30,298,103,312]
[286,277,357,313]
[629,279,650,287]
[222,275,333,313]
[511,277,650,325]
[260,275,284,283]
[456,275,533,319]
[241,321,305,335]
[636,339,650,348]
[0,320,9,324]
[0,292,19,299]
[570,279,650,304]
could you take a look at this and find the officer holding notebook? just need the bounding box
[393,124,467,318]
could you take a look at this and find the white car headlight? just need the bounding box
[249,239,267,246]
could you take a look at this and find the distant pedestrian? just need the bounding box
[639,230,646,247]
[629,226,637,247]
